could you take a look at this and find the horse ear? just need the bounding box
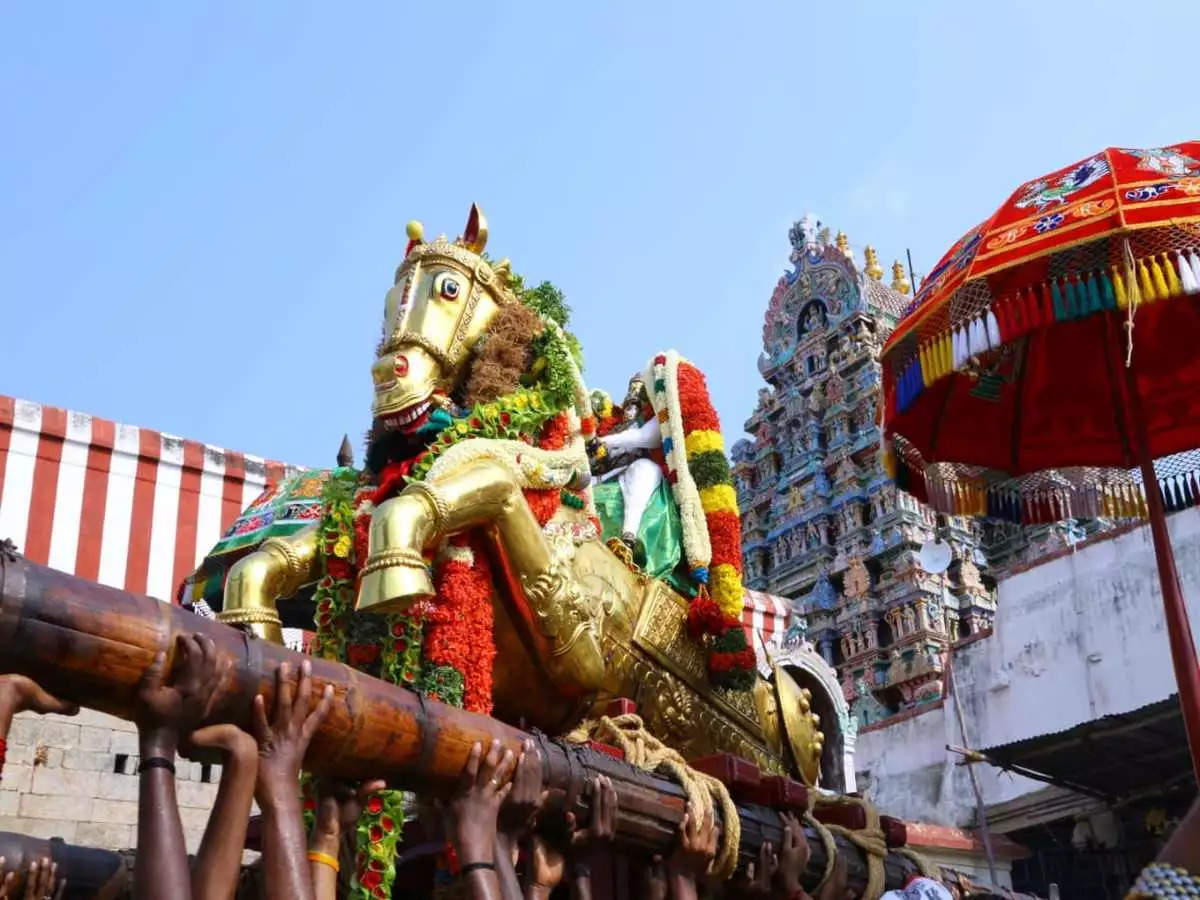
[462,203,488,254]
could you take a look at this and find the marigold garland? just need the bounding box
[312,468,359,662]
[645,351,754,691]
[538,412,570,450]
[524,488,562,526]
[409,388,563,483]
[423,537,495,714]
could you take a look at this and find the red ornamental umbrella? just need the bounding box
[880,141,1200,775]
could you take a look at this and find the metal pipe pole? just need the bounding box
[945,652,998,884]
[1116,326,1200,780]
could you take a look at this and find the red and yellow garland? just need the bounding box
[647,352,755,690]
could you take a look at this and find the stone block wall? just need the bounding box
[0,708,223,851]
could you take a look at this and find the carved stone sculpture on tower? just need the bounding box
[732,213,996,727]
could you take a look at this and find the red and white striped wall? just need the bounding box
[744,588,794,671]
[0,395,297,603]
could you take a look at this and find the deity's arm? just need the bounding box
[216,525,321,644]
[600,418,661,453]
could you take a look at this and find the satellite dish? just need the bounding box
[919,538,952,574]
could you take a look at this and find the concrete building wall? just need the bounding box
[0,707,224,851]
[855,507,1200,827]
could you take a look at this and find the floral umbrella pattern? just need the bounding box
[890,143,1200,351]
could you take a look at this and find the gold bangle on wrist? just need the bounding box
[307,850,340,872]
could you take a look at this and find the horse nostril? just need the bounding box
[394,355,409,377]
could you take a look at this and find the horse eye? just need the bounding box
[440,278,460,300]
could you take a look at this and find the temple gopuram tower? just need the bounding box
[731,215,996,727]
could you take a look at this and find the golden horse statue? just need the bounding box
[213,205,824,783]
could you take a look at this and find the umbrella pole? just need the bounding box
[1121,363,1200,779]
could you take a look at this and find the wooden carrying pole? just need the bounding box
[0,831,128,898]
[0,554,934,894]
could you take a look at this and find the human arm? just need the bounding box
[776,811,812,898]
[494,833,522,900]
[308,778,386,900]
[600,417,661,452]
[523,835,562,900]
[134,634,228,900]
[566,775,617,900]
[252,660,333,900]
[185,724,259,900]
[447,740,517,900]
[637,857,668,900]
[0,675,78,782]
[496,739,545,900]
[665,802,718,900]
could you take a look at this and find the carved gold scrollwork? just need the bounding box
[523,557,609,659]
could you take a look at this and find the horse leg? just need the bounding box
[217,525,322,643]
[357,459,606,690]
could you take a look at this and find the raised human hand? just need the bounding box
[738,837,777,896]
[567,774,618,852]
[638,855,668,900]
[527,833,565,894]
[250,660,333,803]
[815,847,851,900]
[668,801,719,881]
[135,634,228,738]
[183,723,258,762]
[499,738,546,841]
[777,811,811,894]
[447,739,516,866]
[19,857,64,900]
[0,856,13,899]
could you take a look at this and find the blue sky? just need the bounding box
[3,1,1196,469]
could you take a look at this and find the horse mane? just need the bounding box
[460,302,543,407]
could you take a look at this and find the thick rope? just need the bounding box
[816,796,888,900]
[896,846,943,881]
[803,809,838,892]
[1124,238,1140,368]
[565,714,740,880]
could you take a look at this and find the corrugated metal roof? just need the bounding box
[982,695,1192,800]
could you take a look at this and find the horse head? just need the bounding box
[371,204,516,435]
